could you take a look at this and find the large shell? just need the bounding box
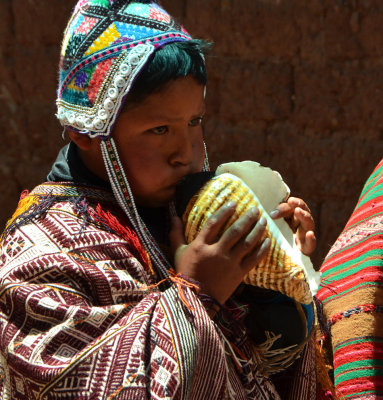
[216,162,319,291]
[183,165,319,305]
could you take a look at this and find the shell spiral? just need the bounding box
[182,173,313,305]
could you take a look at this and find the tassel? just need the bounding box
[139,269,201,312]
[168,270,201,311]
[315,334,342,400]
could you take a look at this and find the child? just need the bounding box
[0,1,320,399]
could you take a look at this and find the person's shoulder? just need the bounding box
[1,181,116,250]
[1,181,152,278]
[0,182,156,307]
[4,181,113,227]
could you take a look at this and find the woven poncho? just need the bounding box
[317,159,383,399]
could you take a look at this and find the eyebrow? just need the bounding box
[148,109,206,124]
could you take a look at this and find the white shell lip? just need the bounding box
[216,161,290,215]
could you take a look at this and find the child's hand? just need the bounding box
[169,204,270,305]
[270,197,316,256]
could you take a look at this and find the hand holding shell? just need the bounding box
[177,161,319,305]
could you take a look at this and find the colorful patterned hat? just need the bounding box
[57,0,192,138]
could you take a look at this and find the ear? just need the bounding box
[68,130,93,151]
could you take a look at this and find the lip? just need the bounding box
[166,176,187,189]
[164,184,177,193]
[164,183,180,193]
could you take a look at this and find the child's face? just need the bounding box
[112,75,206,207]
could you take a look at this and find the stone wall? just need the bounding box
[1,0,382,267]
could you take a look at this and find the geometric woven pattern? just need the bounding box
[0,182,281,399]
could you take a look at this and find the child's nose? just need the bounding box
[169,129,194,166]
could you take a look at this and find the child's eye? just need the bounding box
[150,126,168,135]
[189,117,204,127]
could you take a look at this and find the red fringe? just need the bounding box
[92,204,153,275]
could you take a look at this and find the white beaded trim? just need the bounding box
[56,43,155,138]
[100,138,172,279]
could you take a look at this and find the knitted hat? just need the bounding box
[57,0,192,138]
[57,0,209,278]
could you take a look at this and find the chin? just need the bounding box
[134,186,175,208]
[136,196,173,209]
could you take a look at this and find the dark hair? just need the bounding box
[123,39,210,109]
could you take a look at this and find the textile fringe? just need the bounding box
[254,302,310,376]
[141,270,201,312]
[221,334,250,371]
[315,334,342,400]
[218,326,258,398]
[73,197,92,230]
[169,272,201,311]
[255,334,311,376]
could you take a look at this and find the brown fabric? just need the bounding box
[331,313,383,348]
[322,287,383,319]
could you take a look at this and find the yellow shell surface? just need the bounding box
[182,173,313,305]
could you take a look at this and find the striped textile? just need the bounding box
[317,159,383,399]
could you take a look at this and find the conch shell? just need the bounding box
[179,161,319,305]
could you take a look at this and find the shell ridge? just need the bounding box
[183,172,313,304]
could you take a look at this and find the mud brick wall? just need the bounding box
[1,0,383,267]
